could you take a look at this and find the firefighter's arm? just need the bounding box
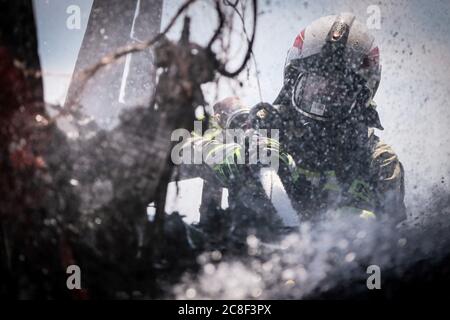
[341,142,406,222]
[336,179,378,221]
[370,140,407,223]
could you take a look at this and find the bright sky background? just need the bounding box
[33,0,450,218]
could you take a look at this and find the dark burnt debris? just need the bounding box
[0,0,253,299]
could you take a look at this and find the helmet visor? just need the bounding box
[292,70,364,120]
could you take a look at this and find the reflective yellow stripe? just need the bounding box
[360,210,376,220]
[323,170,340,192]
[339,206,376,219]
[292,167,321,185]
[348,179,373,204]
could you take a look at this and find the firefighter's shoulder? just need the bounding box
[368,128,403,183]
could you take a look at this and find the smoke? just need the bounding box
[173,190,450,299]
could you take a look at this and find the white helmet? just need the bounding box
[275,13,381,125]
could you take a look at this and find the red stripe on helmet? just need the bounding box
[368,47,380,62]
[293,29,305,50]
[362,46,380,68]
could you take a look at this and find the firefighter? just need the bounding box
[249,13,406,223]
[196,97,283,242]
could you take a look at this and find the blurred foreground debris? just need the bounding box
[0,0,256,298]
